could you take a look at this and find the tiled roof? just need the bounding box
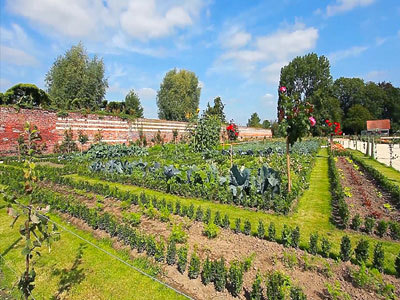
[366,119,391,130]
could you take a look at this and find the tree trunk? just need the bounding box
[286,137,291,193]
[230,144,233,168]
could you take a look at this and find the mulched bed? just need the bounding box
[41,181,400,300]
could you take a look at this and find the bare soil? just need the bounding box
[43,181,400,300]
[336,157,400,224]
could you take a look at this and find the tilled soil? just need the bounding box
[43,181,400,300]
[336,157,400,224]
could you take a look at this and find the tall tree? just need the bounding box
[45,42,108,110]
[379,82,400,132]
[345,104,373,134]
[125,89,144,118]
[247,112,262,127]
[205,96,226,122]
[363,82,386,119]
[333,77,365,115]
[279,53,333,133]
[157,69,201,121]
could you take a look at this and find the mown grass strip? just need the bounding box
[0,200,187,300]
[66,148,400,274]
[349,149,400,187]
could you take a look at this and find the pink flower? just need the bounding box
[279,86,287,93]
[309,116,316,127]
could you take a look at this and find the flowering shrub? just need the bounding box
[325,119,343,136]
[226,120,239,141]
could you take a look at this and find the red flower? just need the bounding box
[235,132,238,136]
[226,124,233,131]
[325,119,330,124]
[279,86,287,93]
[328,122,332,127]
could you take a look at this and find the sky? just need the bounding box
[0,0,400,125]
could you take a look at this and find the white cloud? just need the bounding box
[0,45,39,66]
[364,70,387,82]
[220,26,251,49]
[7,0,204,43]
[328,45,368,63]
[326,0,375,17]
[137,87,157,100]
[211,23,318,85]
[0,78,12,91]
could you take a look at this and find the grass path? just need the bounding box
[350,149,400,187]
[0,202,187,300]
[67,148,400,274]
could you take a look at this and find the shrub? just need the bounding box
[222,214,230,229]
[203,208,211,224]
[389,222,400,240]
[250,273,263,300]
[290,286,307,300]
[214,257,227,292]
[376,220,388,238]
[166,240,177,265]
[187,203,195,219]
[325,281,350,300]
[340,235,352,262]
[214,211,221,226]
[177,245,188,274]
[228,261,244,297]
[266,271,290,300]
[351,263,382,290]
[257,220,265,239]
[195,206,203,221]
[234,218,241,233]
[122,212,141,226]
[243,253,255,272]
[201,256,214,285]
[395,252,400,278]
[309,233,319,255]
[188,252,201,279]
[203,222,220,239]
[169,223,187,243]
[155,239,165,262]
[243,219,252,235]
[281,225,292,248]
[175,200,181,215]
[321,237,332,258]
[146,235,157,256]
[268,222,276,241]
[351,214,362,231]
[355,239,369,265]
[372,242,384,273]
[364,217,375,234]
[291,226,300,248]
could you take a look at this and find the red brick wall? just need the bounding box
[0,107,272,155]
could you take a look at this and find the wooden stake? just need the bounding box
[286,136,291,193]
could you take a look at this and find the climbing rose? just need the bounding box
[279,86,287,93]
[309,116,316,127]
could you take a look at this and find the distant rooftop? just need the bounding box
[366,119,390,131]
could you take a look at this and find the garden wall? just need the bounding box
[0,107,272,155]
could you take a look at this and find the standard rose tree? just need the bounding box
[277,87,315,192]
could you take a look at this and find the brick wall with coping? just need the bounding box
[0,107,272,155]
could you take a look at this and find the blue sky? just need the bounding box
[1,0,399,125]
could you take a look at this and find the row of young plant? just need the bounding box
[348,152,400,206]
[328,151,400,241]
[27,186,308,299]
[6,163,397,276]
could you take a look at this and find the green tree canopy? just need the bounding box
[247,112,262,127]
[333,77,365,115]
[157,69,201,121]
[262,120,271,129]
[205,96,226,123]
[45,42,108,110]
[345,104,373,134]
[379,82,400,132]
[125,89,144,118]
[3,83,50,108]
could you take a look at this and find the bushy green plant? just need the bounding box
[290,286,307,300]
[175,200,181,215]
[268,222,276,241]
[214,257,227,292]
[203,222,220,239]
[364,217,375,234]
[243,219,252,235]
[389,222,400,240]
[187,203,195,219]
[321,237,332,258]
[192,113,221,152]
[155,239,165,262]
[195,206,203,221]
[351,263,383,290]
[257,220,265,239]
[166,240,177,265]
[309,233,319,255]
[376,220,388,238]
[228,261,244,297]
[291,226,300,248]
[214,211,221,226]
[201,256,214,285]
[177,245,188,274]
[250,273,263,300]
[340,235,352,262]
[243,253,256,272]
[373,242,384,272]
[351,214,362,231]
[146,235,157,256]
[204,208,211,224]
[325,281,351,300]
[169,223,187,243]
[281,225,292,248]
[188,252,201,279]
[122,212,141,226]
[222,214,230,229]
[235,218,242,233]
[355,239,369,265]
[395,252,400,277]
[266,271,290,300]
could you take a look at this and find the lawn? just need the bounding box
[0,201,188,300]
